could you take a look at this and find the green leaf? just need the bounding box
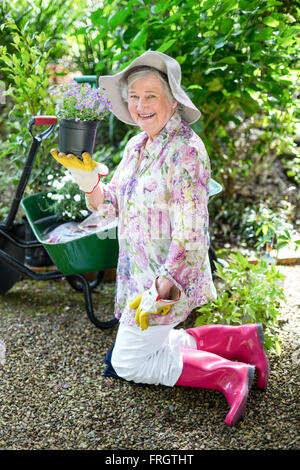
[205,65,228,74]
[131,30,147,48]
[216,56,237,65]
[90,8,105,26]
[213,0,238,19]
[202,0,216,11]
[239,92,260,114]
[157,39,176,53]
[191,119,205,135]
[262,16,280,28]
[108,10,130,29]
[219,18,234,35]
[255,27,273,41]
[214,37,226,49]
[262,224,269,235]
[175,54,187,64]
[208,77,223,92]
[187,85,203,90]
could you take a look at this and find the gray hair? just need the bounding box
[121,66,178,107]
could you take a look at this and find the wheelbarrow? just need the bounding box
[0,113,222,329]
[0,115,118,329]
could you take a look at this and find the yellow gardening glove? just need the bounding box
[129,294,171,331]
[50,148,109,193]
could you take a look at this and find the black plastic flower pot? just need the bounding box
[59,119,99,158]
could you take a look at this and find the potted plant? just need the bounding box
[51,81,112,157]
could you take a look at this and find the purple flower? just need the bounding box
[83,99,93,109]
[52,81,112,121]
[65,88,77,96]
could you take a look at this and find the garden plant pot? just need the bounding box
[59,119,99,158]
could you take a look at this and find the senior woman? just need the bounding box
[51,51,269,426]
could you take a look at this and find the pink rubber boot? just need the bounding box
[175,348,255,426]
[186,323,269,389]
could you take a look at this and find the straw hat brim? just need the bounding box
[99,51,201,125]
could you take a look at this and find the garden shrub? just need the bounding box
[0,0,86,198]
[0,22,57,193]
[75,0,300,200]
[195,251,286,353]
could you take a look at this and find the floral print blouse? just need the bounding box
[98,111,216,327]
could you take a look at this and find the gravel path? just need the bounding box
[0,265,299,450]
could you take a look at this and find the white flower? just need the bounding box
[52,194,64,201]
[80,210,88,217]
[47,175,54,180]
[74,194,81,202]
[52,180,64,190]
[66,194,71,199]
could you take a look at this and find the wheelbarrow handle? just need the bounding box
[33,115,57,126]
[3,116,58,229]
[29,115,57,141]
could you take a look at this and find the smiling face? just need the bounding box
[127,74,177,141]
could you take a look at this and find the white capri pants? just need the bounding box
[111,322,197,387]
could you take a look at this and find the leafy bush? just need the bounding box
[78,0,300,199]
[210,198,299,251]
[0,0,84,79]
[243,202,299,251]
[0,0,87,199]
[195,251,285,353]
[0,21,59,194]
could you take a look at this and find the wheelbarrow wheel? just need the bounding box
[0,223,25,294]
[67,271,104,291]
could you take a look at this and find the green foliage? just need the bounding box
[0,22,54,117]
[244,202,299,251]
[77,0,299,199]
[236,201,297,250]
[0,0,83,75]
[195,252,286,353]
[0,0,298,248]
[0,0,86,197]
[0,21,59,193]
[209,193,299,252]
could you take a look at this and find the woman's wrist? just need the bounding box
[86,182,105,210]
[156,276,175,299]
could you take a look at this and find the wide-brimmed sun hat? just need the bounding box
[98,50,201,125]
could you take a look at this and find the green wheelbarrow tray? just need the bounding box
[208,178,222,199]
[21,192,119,275]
